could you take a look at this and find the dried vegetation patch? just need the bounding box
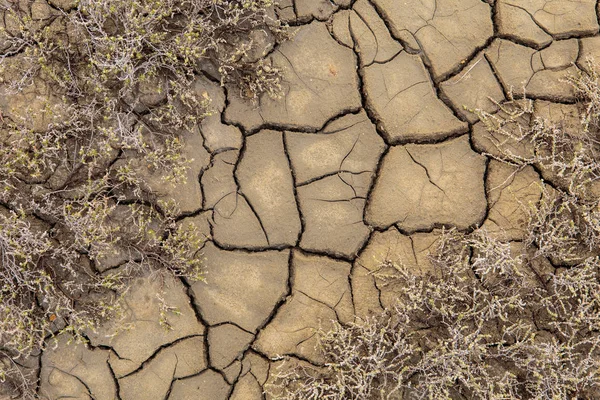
[268,61,600,400]
[0,0,286,397]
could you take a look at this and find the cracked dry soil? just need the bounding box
[24,0,600,399]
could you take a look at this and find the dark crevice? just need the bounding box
[230,132,270,246]
[297,170,372,188]
[370,124,469,147]
[326,10,354,49]
[240,191,270,245]
[78,336,131,363]
[364,0,419,54]
[173,206,207,223]
[345,265,357,318]
[311,196,366,203]
[282,133,305,247]
[524,93,578,105]
[208,320,256,336]
[350,4,382,68]
[244,106,364,136]
[177,276,211,378]
[34,347,44,398]
[405,148,447,195]
[496,33,551,51]
[344,4,396,148]
[426,46,494,128]
[395,221,481,237]
[362,145,389,226]
[478,156,493,229]
[250,249,295,336]
[484,51,511,100]
[355,65,390,146]
[161,361,178,400]
[297,246,357,263]
[255,348,324,369]
[106,359,123,400]
[211,237,294,252]
[117,334,204,379]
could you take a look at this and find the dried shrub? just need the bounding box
[269,230,600,399]
[0,0,287,397]
[267,60,600,400]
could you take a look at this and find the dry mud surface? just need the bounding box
[31,0,600,399]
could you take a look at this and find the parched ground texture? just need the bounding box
[17,0,600,399]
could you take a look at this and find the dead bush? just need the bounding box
[268,230,600,399]
[0,0,287,397]
[267,60,600,400]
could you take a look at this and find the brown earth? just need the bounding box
[5,0,600,399]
